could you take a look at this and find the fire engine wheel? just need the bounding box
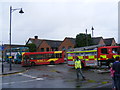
[50,61,55,65]
[31,62,36,66]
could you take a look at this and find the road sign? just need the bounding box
[0,46,4,51]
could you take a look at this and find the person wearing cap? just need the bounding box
[74,56,86,80]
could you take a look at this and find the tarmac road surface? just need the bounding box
[1,62,112,88]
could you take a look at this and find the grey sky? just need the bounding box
[0,0,119,45]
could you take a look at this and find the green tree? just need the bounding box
[26,43,36,52]
[75,33,92,47]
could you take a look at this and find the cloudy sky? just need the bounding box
[0,0,119,45]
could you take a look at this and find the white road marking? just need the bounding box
[47,65,55,67]
[3,73,44,85]
[18,73,44,80]
[3,79,40,85]
[18,73,37,79]
[18,73,43,80]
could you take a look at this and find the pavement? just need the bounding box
[0,62,29,75]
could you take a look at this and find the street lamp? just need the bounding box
[91,26,94,37]
[86,29,88,46]
[9,6,24,71]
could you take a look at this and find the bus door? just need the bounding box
[23,55,31,65]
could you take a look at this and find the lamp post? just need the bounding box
[9,6,24,71]
[91,26,94,37]
[1,42,4,73]
[86,29,88,46]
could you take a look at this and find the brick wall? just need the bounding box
[37,41,51,52]
[59,39,75,51]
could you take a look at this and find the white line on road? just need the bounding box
[18,73,43,80]
[3,79,42,85]
[3,73,44,85]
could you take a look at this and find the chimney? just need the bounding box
[34,36,38,39]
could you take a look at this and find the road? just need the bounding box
[2,63,112,88]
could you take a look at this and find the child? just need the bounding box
[110,63,115,90]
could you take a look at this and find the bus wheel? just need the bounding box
[31,62,35,66]
[50,61,55,65]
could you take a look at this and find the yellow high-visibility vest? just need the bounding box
[75,60,82,69]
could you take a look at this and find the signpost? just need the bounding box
[0,45,4,73]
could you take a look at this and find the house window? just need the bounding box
[46,48,49,51]
[55,48,58,51]
[51,47,58,51]
[41,48,44,52]
[68,46,72,50]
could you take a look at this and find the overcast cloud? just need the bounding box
[0,0,119,45]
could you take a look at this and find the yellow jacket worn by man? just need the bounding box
[75,60,82,69]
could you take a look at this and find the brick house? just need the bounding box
[92,37,105,45]
[103,38,117,46]
[59,37,75,51]
[26,36,43,48]
[37,40,62,52]
[26,36,117,52]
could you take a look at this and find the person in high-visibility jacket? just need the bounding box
[75,56,86,80]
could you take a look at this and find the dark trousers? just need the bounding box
[76,68,85,79]
[114,77,120,90]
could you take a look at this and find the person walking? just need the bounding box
[112,57,120,90]
[74,56,86,80]
[109,63,115,89]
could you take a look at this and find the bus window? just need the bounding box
[23,55,29,60]
[101,48,108,54]
[56,53,62,58]
[30,55,35,60]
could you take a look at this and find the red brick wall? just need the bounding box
[59,39,75,51]
[37,41,51,52]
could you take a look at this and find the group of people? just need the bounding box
[74,56,120,90]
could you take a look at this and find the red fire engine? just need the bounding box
[67,45,120,67]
